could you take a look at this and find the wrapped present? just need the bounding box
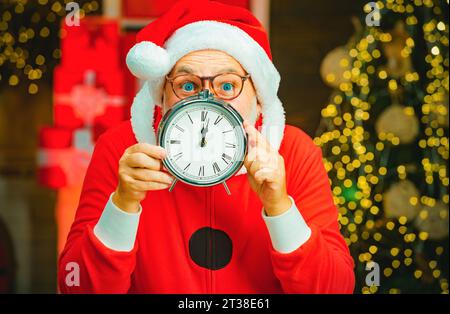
[53,69,127,128]
[61,18,121,71]
[38,127,72,188]
[120,31,142,98]
[38,127,94,188]
[39,17,132,190]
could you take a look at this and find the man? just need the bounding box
[59,0,355,293]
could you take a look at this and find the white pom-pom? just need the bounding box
[126,41,171,80]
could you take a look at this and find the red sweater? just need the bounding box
[58,120,355,293]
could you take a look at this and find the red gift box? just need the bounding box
[61,18,121,71]
[38,126,73,188]
[38,126,94,188]
[53,68,128,128]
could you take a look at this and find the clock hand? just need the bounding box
[205,118,210,133]
[200,121,206,147]
[201,118,210,136]
[200,124,206,137]
[200,118,210,147]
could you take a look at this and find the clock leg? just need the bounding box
[169,178,178,192]
[222,181,231,196]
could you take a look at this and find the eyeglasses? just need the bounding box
[165,73,251,101]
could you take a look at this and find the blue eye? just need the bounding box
[182,82,195,92]
[221,83,234,92]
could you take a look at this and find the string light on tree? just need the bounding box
[0,0,101,94]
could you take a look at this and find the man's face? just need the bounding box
[162,50,261,123]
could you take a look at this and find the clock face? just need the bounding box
[158,98,247,187]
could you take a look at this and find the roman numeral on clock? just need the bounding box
[201,111,208,122]
[225,142,236,148]
[222,153,232,164]
[198,165,205,177]
[173,152,183,161]
[175,125,185,132]
[212,162,221,174]
[183,163,191,171]
[170,140,181,144]
[214,116,223,125]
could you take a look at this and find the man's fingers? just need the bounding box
[128,168,174,185]
[244,142,270,170]
[126,143,167,160]
[242,120,281,186]
[128,177,171,191]
[248,159,261,175]
[127,152,163,170]
[249,157,275,177]
[243,120,258,140]
[243,120,273,163]
[254,167,277,185]
[244,141,256,170]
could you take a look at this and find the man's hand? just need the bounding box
[113,143,174,213]
[243,120,292,216]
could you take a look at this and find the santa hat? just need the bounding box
[126,0,285,153]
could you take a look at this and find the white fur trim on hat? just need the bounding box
[126,42,170,79]
[128,21,286,176]
[130,79,165,144]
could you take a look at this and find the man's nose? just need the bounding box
[201,80,216,96]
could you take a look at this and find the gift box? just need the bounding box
[38,126,72,188]
[38,18,135,190]
[38,126,94,188]
[53,68,127,129]
[60,18,121,71]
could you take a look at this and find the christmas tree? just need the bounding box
[317,0,449,293]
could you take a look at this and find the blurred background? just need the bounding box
[0,0,448,294]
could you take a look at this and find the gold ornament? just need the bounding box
[376,105,419,144]
[383,180,420,220]
[435,93,449,128]
[381,21,413,79]
[320,46,351,88]
[415,201,449,240]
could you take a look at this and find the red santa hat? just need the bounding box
[126,0,285,153]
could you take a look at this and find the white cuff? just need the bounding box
[262,196,312,254]
[93,193,142,252]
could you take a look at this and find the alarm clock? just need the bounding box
[157,90,247,195]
